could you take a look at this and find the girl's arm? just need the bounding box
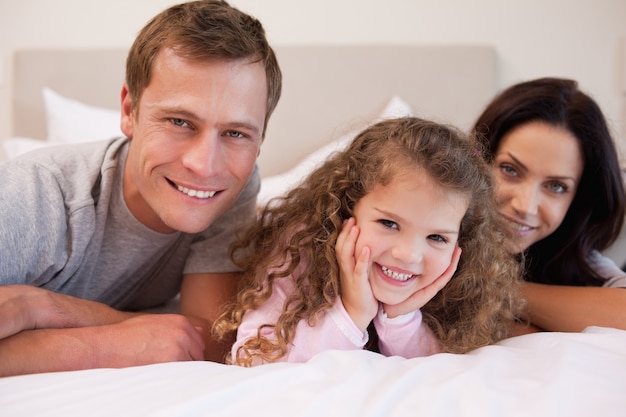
[373,306,441,357]
[232,277,368,365]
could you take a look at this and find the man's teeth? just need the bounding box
[381,266,413,282]
[176,185,216,199]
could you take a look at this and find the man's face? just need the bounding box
[120,48,268,233]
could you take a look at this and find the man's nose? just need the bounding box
[181,132,225,177]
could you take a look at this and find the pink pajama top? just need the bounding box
[232,275,441,365]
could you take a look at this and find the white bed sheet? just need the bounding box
[1,327,624,417]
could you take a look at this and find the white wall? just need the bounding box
[1,0,625,150]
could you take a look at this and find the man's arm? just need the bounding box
[0,285,205,377]
[0,314,205,377]
[179,272,241,363]
[0,285,131,339]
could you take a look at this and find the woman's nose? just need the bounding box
[510,183,540,217]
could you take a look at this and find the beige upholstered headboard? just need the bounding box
[11,45,497,177]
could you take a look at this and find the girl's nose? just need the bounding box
[391,236,423,265]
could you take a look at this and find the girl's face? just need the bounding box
[353,170,468,306]
[492,121,584,254]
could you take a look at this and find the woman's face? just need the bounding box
[492,121,584,254]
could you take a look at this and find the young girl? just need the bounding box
[214,117,523,366]
[472,77,626,334]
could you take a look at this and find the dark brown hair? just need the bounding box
[473,77,625,285]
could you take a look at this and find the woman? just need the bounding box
[473,77,626,334]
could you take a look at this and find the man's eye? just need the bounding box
[225,130,244,138]
[170,118,189,127]
[379,219,398,230]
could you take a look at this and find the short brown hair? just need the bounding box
[125,0,281,136]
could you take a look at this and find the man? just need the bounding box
[0,0,281,376]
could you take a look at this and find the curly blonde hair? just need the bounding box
[214,117,524,365]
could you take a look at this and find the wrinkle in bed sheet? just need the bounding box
[0,327,625,417]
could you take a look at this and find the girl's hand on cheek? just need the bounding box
[335,218,378,331]
[383,246,461,318]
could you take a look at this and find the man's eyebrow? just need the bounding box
[154,105,200,120]
[222,120,263,135]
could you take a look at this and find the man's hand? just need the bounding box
[96,314,205,365]
[383,246,461,318]
[335,218,378,331]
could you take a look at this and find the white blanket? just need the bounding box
[1,327,624,417]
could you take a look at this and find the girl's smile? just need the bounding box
[379,264,416,282]
[353,169,468,306]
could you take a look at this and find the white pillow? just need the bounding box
[258,95,413,207]
[2,137,52,159]
[43,87,122,144]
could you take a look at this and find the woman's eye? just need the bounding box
[379,219,398,230]
[547,182,567,193]
[499,163,517,177]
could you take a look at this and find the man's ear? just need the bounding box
[120,83,134,138]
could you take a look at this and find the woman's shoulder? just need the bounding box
[588,250,626,288]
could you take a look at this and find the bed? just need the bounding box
[0,327,624,417]
[2,45,626,416]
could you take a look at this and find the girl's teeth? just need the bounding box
[177,185,216,199]
[381,266,413,281]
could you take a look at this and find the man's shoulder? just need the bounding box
[3,137,127,177]
[1,137,128,207]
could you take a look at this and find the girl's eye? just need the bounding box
[379,219,398,230]
[428,234,448,244]
[547,181,567,193]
